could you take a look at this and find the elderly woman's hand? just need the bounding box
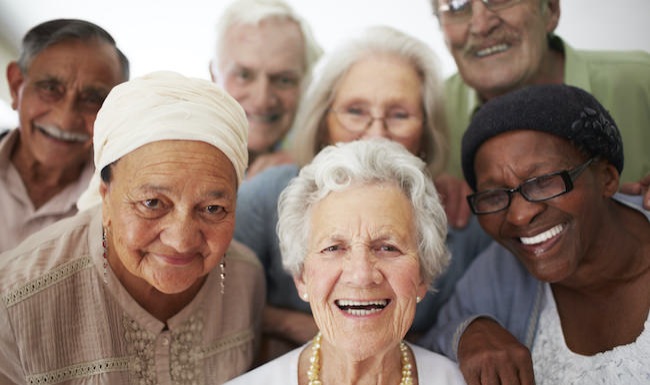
[620,173,650,210]
[458,318,536,385]
[434,173,473,229]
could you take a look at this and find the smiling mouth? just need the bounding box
[37,124,89,143]
[475,43,510,58]
[247,112,281,124]
[520,224,565,245]
[335,299,389,316]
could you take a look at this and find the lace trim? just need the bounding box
[26,358,129,384]
[3,257,92,307]
[170,314,204,384]
[123,316,157,385]
[202,329,254,358]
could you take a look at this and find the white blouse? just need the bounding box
[532,283,650,384]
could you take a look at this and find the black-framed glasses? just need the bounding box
[467,157,596,215]
[329,108,422,137]
[436,0,523,24]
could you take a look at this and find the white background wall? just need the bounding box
[1,0,649,128]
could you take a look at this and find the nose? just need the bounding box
[249,77,278,110]
[50,95,85,131]
[361,117,390,140]
[505,192,544,226]
[342,245,383,287]
[160,210,204,253]
[469,1,500,35]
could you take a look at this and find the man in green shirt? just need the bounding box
[433,0,650,207]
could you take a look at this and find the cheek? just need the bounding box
[478,215,503,238]
[204,222,235,255]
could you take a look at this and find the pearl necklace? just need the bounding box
[307,332,414,385]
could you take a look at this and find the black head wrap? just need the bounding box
[461,84,623,191]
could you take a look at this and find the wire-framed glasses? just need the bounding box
[467,157,596,215]
[329,108,422,137]
[436,0,523,24]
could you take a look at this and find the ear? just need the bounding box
[544,0,561,34]
[99,180,112,228]
[208,60,218,83]
[6,62,24,111]
[600,162,620,198]
[293,273,308,302]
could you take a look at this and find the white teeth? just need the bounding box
[336,299,388,307]
[335,299,388,316]
[346,308,383,316]
[38,124,89,142]
[476,43,509,57]
[520,224,564,245]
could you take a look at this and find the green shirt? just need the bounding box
[445,36,650,183]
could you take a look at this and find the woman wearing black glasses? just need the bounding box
[421,84,650,385]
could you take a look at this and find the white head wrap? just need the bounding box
[77,71,248,210]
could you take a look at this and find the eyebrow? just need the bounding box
[137,184,231,199]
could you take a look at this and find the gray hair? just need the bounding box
[290,25,449,178]
[278,139,450,286]
[211,0,323,87]
[18,19,129,81]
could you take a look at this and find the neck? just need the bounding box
[11,136,89,207]
[556,199,650,293]
[302,332,415,385]
[107,250,205,322]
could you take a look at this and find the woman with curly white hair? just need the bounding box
[226,139,465,384]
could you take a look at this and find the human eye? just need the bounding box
[524,173,565,200]
[133,197,168,219]
[473,190,508,213]
[202,204,228,221]
[442,0,471,13]
[375,244,402,257]
[35,80,64,101]
[79,90,106,112]
[142,199,161,209]
[387,109,411,121]
[343,105,368,117]
[232,67,253,82]
[272,74,299,89]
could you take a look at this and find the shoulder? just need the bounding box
[224,346,302,385]
[410,343,465,384]
[0,209,97,289]
[227,239,262,268]
[240,164,299,195]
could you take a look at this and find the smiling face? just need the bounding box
[294,183,427,359]
[440,0,560,100]
[100,140,237,296]
[474,130,606,283]
[325,54,425,156]
[215,18,306,156]
[8,39,123,172]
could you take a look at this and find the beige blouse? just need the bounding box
[0,207,265,385]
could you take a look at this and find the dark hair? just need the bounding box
[100,164,113,183]
[18,19,129,81]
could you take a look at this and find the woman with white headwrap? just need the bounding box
[0,71,265,384]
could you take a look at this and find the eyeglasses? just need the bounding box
[467,157,595,215]
[329,108,422,137]
[436,0,523,24]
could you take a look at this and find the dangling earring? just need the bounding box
[220,255,226,295]
[102,228,108,284]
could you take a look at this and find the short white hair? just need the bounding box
[211,0,322,85]
[277,139,450,286]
